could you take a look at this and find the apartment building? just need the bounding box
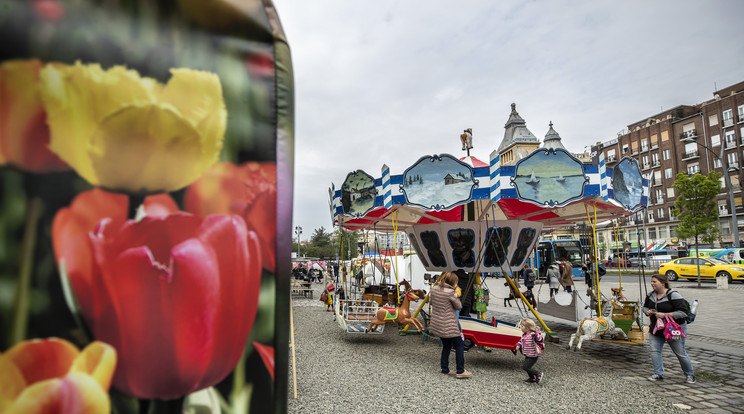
[591,81,744,255]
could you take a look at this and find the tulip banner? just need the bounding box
[0,1,293,413]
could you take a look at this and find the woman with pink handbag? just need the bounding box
[642,274,695,384]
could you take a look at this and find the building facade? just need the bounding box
[591,81,744,256]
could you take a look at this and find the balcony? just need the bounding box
[686,167,701,175]
[606,154,617,163]
[651,144,659,150]
[723,118,734,128]
[652,160,660,168]
[720,208,729,215]
[642,163,651,170]
[739,113,744,124]
[682,150,699,160]
[680,130,698,141]
[641,146,649,153]
[726,140,737,149]
[729,162,740,170]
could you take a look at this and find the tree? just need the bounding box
[672,171,721,287]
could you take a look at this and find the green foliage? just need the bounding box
[672,171,722,246]
[294,227,361,260]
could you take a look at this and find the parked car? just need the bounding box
[658,257,744,283]
[604,258,630,267]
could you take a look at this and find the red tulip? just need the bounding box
[53,190,262,400]
[52,189,179,325]
[184,161,276,272]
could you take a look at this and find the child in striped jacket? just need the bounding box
[515,318,545,384]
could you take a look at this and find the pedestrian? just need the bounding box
[582,257,594,287]
[515,318,544,384]
[322,281,335,312]
[429,271,471,379]
[559,258,574,293]
[455,269,474,316]
[546,262,561,298]
[520,264,536,292]
[642,273,695,384]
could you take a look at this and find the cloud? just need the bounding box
[275,0,744,234]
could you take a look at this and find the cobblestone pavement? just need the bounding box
[485,278,744,413]
[298,276,744,412]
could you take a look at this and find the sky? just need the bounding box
[273,0,744,238]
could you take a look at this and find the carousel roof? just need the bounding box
[330,147,647,233]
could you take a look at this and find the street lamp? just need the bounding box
[295,226,302,258]
[695,140,740,247]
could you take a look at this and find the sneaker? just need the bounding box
[440,371,456,376]
[536,372,544,384]
[685,375,696,384]
[456,370,472,379]
[647,374,664,381]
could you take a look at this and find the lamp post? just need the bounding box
[295,226,302,258]
[695,140,740,247]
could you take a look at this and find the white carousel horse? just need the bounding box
[567,300,628,351]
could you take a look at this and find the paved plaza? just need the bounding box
[489,274,744,413]
[290,275,744,413]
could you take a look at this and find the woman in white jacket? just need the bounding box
[547,262,561,298]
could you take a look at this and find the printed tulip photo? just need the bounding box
[0,0,292,412]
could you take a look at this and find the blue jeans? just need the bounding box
[649,324,694,377]
[440,336,465,374]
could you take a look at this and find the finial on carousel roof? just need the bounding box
[542,121,566,150]
[460,127,473,154]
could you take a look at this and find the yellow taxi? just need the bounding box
[658,257,744,283]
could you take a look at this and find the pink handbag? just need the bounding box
[663,315,686,341]
[652,316,665,334]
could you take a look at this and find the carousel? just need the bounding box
[328,105,650,349]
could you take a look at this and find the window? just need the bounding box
[738,104,744,120]
[665,168,673,179]
[723,109,733,126]
[641,140,648,151]
[667,187,675,198]
[658,208,665,219]
[670,225,677,238]
[711,134,720,147]
[684,142,697,157]
[631,141,638,153]
[654,171,661,185]
[661,131,669,141]
[655,189,663,199]
[652,152,659,164]
[669,208,675,221]
[606,148,616,159]
[709,114,718,126]
[714,158,722,168]
[649,227,657,240]
[659,226,668,239]
[663,149,670,160]
[728,152,738,166]
[622,144,629,154]
[720,221,731,236]
[687,164,700,174]
[651,134,658,147]
[719,200,728,214]
[642,155,649,168]
[628,231,636,242]
[648,212,654,221]
[720,177,726,189]
[725,130,736,147]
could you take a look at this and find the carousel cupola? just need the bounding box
[542,121,566,150]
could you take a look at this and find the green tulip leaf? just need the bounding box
[58,259,93,343]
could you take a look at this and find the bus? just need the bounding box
[531,239,585,280]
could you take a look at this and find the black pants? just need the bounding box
[549,288,558,297]
[523,356,540,378]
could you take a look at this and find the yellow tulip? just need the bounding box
[0,338,117,414]
[39,62,226,193]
